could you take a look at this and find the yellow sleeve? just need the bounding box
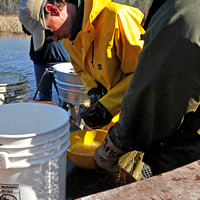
[100,7,144,116]
[69,57,98,93]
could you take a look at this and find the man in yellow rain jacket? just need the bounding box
[18,0,145,129]
[18,0,146,181]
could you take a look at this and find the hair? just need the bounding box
[47,0,66,8]
[44,0,66,16]
[43,0,78,17]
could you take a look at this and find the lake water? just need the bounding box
[0,33,59,104]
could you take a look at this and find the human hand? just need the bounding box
[94,133,126,172]
[80,101,113,129]
[87,88,103,105]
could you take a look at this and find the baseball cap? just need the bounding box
[18,0,47,51]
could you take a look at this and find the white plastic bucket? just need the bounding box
[0,72,29,105]
[0,102,70,200]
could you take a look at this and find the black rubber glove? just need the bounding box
[87,83,107,105]
[80,101,113,129]
[87,88,103,105]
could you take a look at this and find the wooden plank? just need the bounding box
[77,160,200,200]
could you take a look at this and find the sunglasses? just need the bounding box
[41,0,54,40]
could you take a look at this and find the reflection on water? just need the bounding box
[0,33,59,104]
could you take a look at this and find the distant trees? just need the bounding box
[0,0,150,15]
[0,0,20,15]
[113,0,150,13]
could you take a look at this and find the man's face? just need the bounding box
[44,3,76,42]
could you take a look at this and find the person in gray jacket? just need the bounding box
[94,0,200,176]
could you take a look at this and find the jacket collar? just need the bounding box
[70,0,111,41]
[83,0,111,27]
[142,0,166,30]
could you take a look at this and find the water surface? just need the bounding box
[0,33,59,104]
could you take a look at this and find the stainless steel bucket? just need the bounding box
[53,63,89,105]
[0,72,29,105]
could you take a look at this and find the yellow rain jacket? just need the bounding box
[62,0,144,116]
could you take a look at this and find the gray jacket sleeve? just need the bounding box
[109,0,200,153]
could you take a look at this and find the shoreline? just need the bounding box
[0,15,23,34]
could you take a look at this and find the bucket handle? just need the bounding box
[33,66,55,100]
[0,152,10,169]
[0,139,69,169]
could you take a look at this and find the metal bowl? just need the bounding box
[67,129,107,169]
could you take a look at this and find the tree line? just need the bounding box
[0,0,150,15]
[0,0,20,15]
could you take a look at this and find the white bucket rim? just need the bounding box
[0,102,70,138]
[7,133,69,158]
[0,126,70,148]
[53,62,76,73]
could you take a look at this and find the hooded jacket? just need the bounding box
[62,0,144,116]
[109,0,200,174]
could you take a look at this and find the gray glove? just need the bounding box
[94,133,126,172]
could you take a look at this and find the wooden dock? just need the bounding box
[76,160,200,200]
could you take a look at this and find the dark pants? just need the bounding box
[34,63,58,101]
